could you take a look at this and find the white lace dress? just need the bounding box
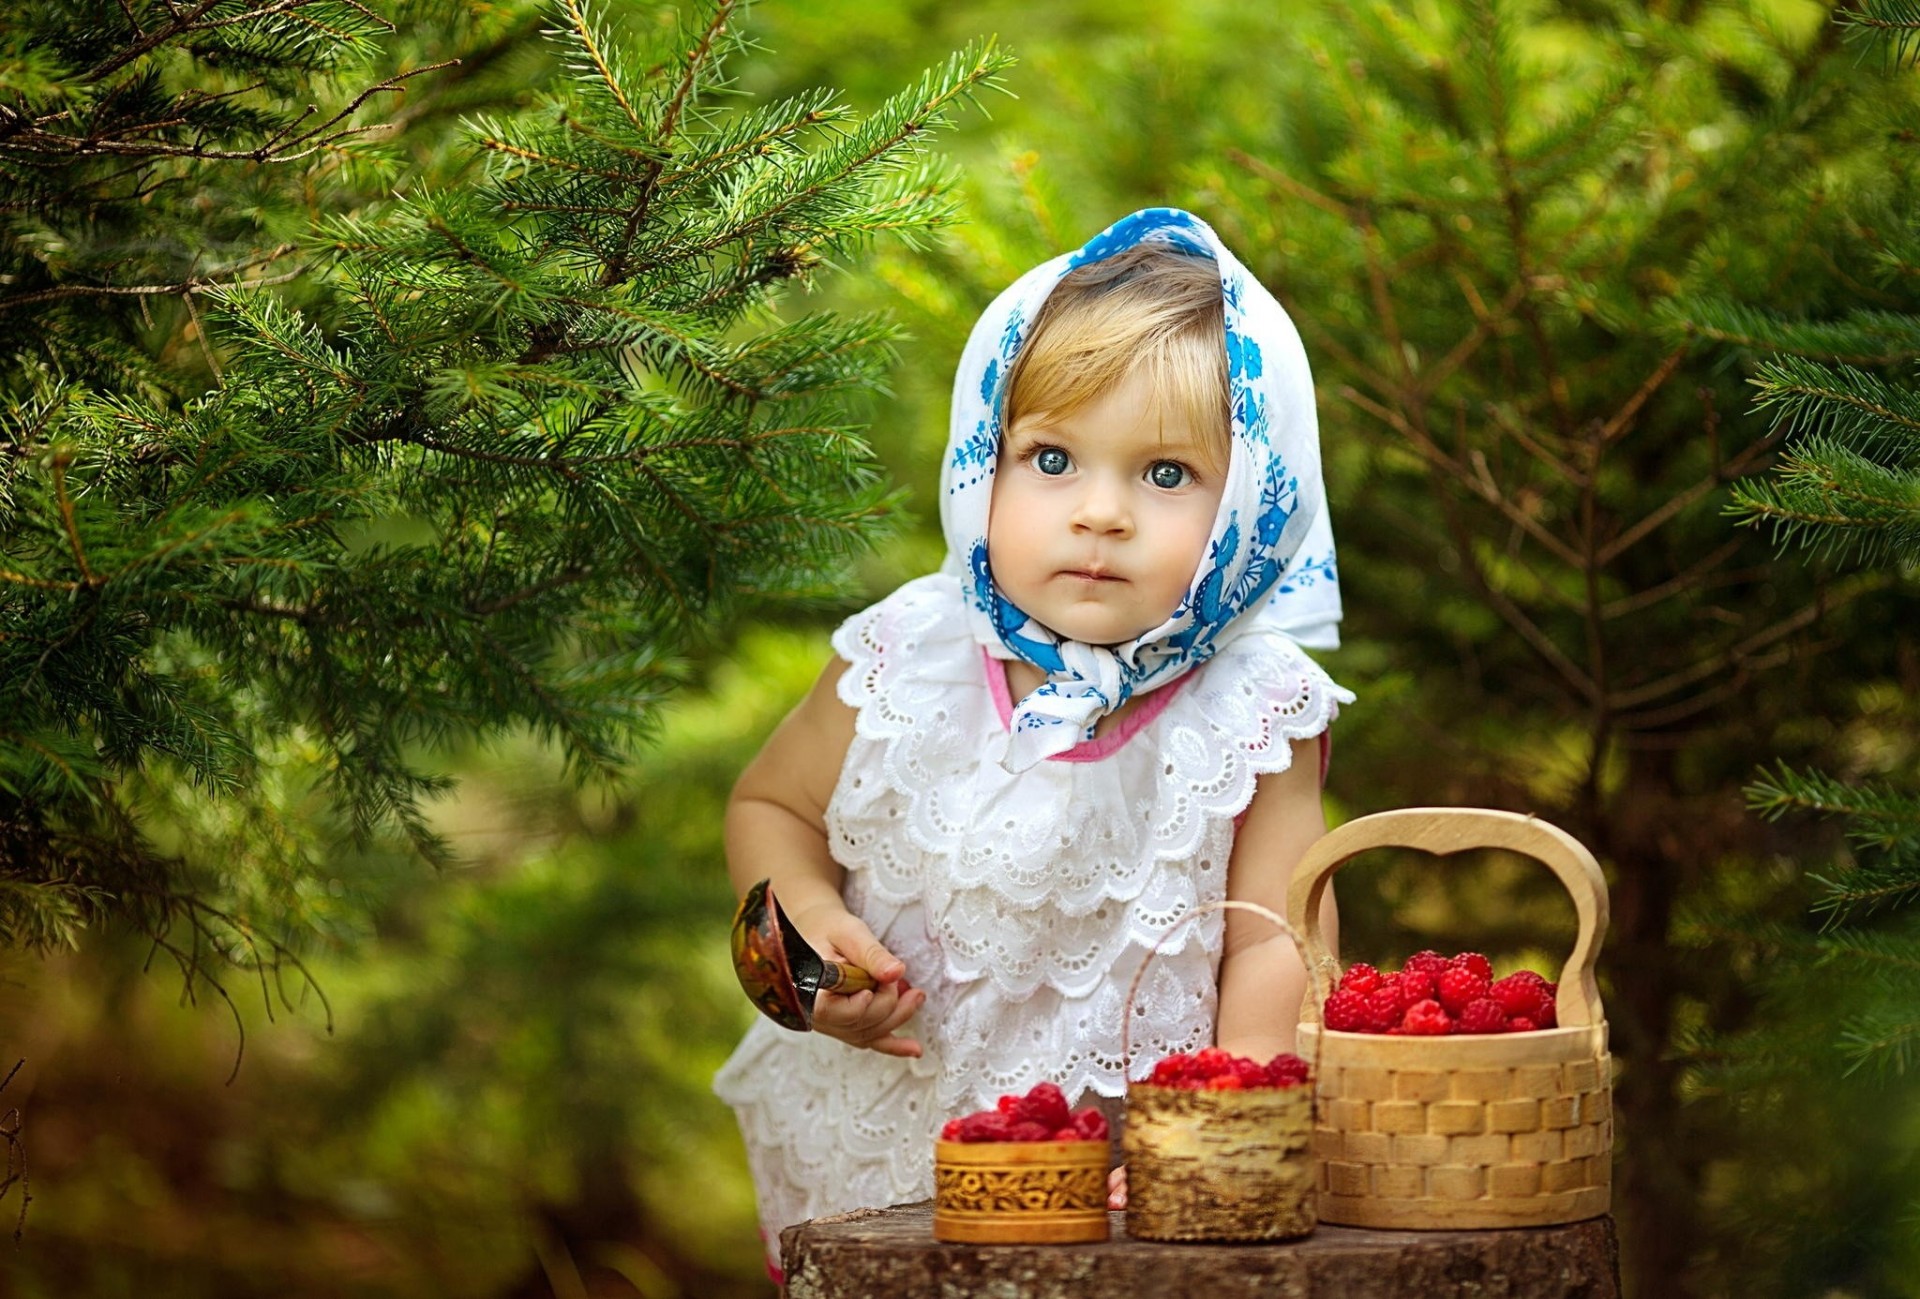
[712,573,1352,1270]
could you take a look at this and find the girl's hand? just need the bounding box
[800,907,926,1059]
[1107,1164,1128,1210]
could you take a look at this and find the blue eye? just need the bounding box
[1035,448,1071,475]
[1148,461,1190,489]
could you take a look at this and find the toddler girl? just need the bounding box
[713,208,1352,1281]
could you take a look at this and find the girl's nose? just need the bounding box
[1071,477,1133,536]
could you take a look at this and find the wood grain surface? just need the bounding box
[782,1200,1621,1298]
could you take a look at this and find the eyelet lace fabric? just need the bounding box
[713,573,1352,1265]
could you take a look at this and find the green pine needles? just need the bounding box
[0,0,1010,1054]
[1730,354,1920,565]
[1844,0,1920,68]
[1698,14,1920,1084]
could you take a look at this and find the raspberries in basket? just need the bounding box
[1142,1047,1311,1090]
[1324,951,1559,1035]
[940,1082,1111,1143]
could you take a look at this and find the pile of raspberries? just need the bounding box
[940,1082,1111,1143]
[1143,1047,1311,1091]
[1322,951,1559,1035]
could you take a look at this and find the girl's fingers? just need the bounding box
[858,939,906,985]
[1107,1164,1128,1210]
[864,1031,924,1059]
[870,986,924,1036]
[817,983,889,1030]
[813,981,924,1056]
[818,913,906,984]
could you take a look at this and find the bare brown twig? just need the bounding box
[0,1059,27,1242]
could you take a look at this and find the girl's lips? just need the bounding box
[1060,568,1125,583]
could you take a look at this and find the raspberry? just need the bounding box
[1266,1053,1310,1087]
[1149,1055,1190,1086]
[1203,1074,1244,1090]
[1071,1107,1110,1141]
[1538,984,1559,1029]
[996,1094,1020,1115]
[941,1117,965,1141]
[1008,1120,1054,1142]
[1191,1047,1234,1079]
[1508,1016,1537,1033]
[1437,967,1491,1015]
[1396,968,1437,1008]
[1324,988,1370,1032]
[1015,1081,1071,1131]
[1339,962,1384,995]
[1364,986,1405,1032]
[957,1112,1014,1142]
[1232,1056,1269,1088]
[1457,997,1508,1035]
[1401,998,1454,1036]
[1405,950,1449,976]
[1449,951,1494,982]
[1490,973,1553,1022]
[1053,1127,1082,1141]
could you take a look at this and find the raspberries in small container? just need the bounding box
[1125,1046,1317,1241]
[940,1082,1111,1143]
[1323,952,1558,1036]
[1141,1047,1312,1090]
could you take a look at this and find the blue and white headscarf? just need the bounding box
[939,207,1342,772]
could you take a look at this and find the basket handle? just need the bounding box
[1285,808,1609,1031]
[1121,899,1329,1087]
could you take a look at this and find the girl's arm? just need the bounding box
[1214,734,1339,1061]
[726,657,926,1058]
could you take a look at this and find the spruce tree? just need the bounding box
[1669,3,1920,1282]
[0,0,1008,1044]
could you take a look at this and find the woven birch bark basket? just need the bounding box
[932,1139,1110,1244]
[1122,900,1321,1242]
[1287,808,1614,1230]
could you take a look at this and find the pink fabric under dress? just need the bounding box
[712,572,1352,1277]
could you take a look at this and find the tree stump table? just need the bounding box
[781,1202,1621,1298]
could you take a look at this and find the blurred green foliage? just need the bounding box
[5,2,1919,1298]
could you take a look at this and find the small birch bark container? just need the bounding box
[1287,807,1614,1230]
[932,1139,1110,1243]
[1122,900,1322,1242]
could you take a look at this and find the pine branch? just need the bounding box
[1842,0,1920,68]
[595,0,740,287]
[1817,927,1920,979]
[1748,763,1920,839]
[0,246,301,314]
[3,61,451,164]
[1459,0,1518,145]
[1809,853,1920,925]
[1748,356,1920,465]
[1665,299,1920,365]
[1727,448,1920,564]
[1837,1004,1920,1076]
[82,1,390,84]
[553,0,644,134]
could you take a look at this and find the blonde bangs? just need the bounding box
[1002,246,1231,471]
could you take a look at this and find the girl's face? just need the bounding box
[987,369,1227,646]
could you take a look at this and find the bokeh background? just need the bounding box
[4,1,1918,1296]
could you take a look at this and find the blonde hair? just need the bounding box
[1001,245,1231,470]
